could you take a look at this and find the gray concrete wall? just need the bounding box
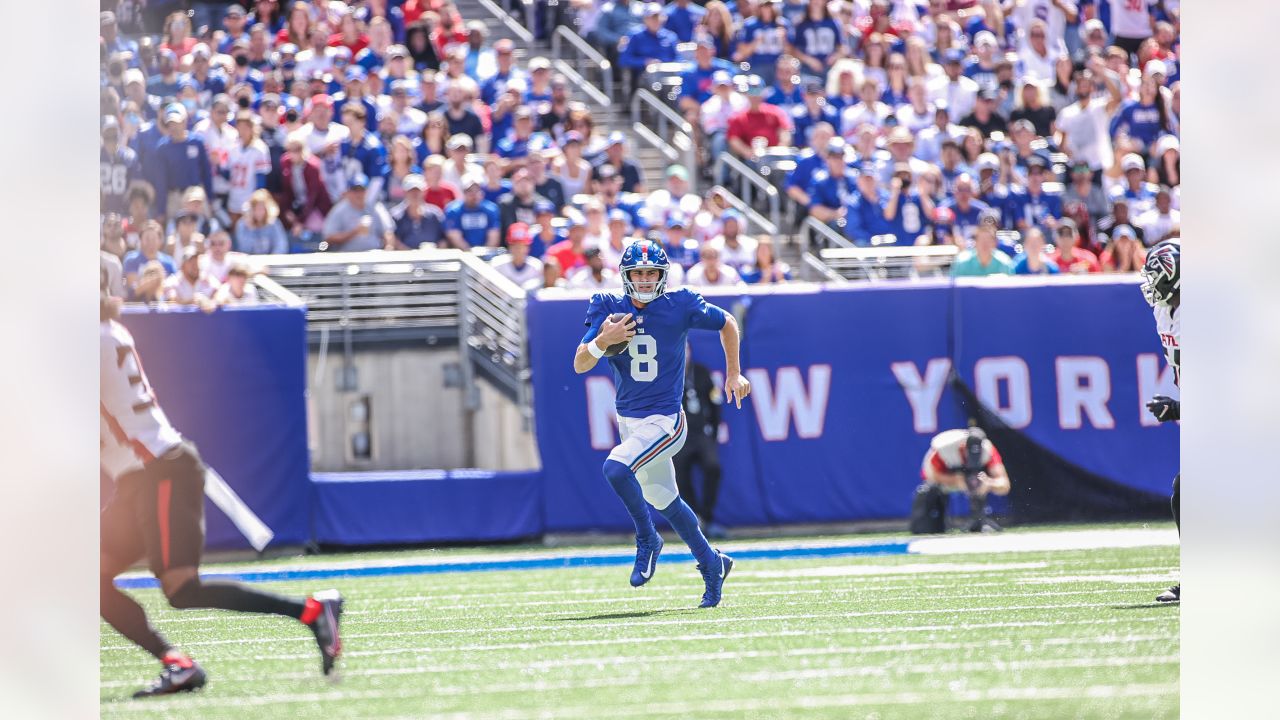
[306,345,538,472]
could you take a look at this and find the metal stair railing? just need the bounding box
[629,88,698,193]
[551,25,615,100]
[475,0,534,43]
[713,152,782,231]
[711,184,778,239]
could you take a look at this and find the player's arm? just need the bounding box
[719,312,751,408]
[574,312,635,374]
[982,462,1011,496]
[1146,394,1180,422]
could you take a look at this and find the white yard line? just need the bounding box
[908,528,1178,555]
[100,599,1134,652]
[134,583,1162,627]
[102,682,1178,717]
[114,527,1178,585]
[740,561,1046,578]
[104,638,1172,691]
[101,605,1176,660]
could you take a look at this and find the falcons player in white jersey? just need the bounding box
[100,292,343,697]
[1140,239,1180,603]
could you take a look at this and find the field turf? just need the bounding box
[100,526,1180,719]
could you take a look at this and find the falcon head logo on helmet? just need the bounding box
[1140,239,1180,307]
[619,239,670,303]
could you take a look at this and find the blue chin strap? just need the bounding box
[623,266,668,303]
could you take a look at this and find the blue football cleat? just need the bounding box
[698,551,734,608]
[630,534,664,587]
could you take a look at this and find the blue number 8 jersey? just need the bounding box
[582,288,728,418]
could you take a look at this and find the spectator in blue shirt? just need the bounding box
[1114,153,1160,215]
[217,4,250,54]
[100,12,140,67]
[1109,74,1173,152]
[678,39,737,117]
[790,81,842,147]
[619,3,680,87]
[151,104,214,218]
[444,175,502,249]
[147,49,182,98]
[340,103,390,205]
[480,39,526,106]
[733,0,792,82]
[664,0,706,42]
[590,1,643,67]
[391,174,446,249]
[806,137,856,225]
[765,56,805,112]
[1012,228,1060,275]
[333,68,379,134]
[790,0,847,78]
[785,122,835,208]
[1007,156,1062,236]
[122,220,176,294]
[938,174,992,242]
[846,162,893,245]
[883,163,936,246]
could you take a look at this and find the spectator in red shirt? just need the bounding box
[546,210,589,278]
[726,76,793,165]
[276,137,333,243]
[1048,219,1101,274]
[328,10,370,54]
[431,10,469,59]
[854,0,913,41]
[276,1,313,49]
[421,156,460,210]
[159,12,198,57]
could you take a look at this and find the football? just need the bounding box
[603,313,632,356]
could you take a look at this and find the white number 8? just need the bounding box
[628,335,658,382]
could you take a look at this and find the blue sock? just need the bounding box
[602,460,658,541]
[658,497,717,568]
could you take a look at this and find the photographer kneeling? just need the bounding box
[911,427,1010,534]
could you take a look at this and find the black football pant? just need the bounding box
[674,433,722,524]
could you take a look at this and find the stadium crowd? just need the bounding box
[100,0,1179,305]
[582,0,1180,275]
[99,0,791,307]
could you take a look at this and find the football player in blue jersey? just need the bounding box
[574,239,751,608]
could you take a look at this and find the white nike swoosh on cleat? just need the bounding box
[639,553,655,579]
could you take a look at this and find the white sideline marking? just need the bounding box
[99,599,1128,652]
[132,583,1154,628]
[103,683,1178,716]
[908,528,1178,556]
[100,605,1175,660]
[741,561,1046,578]
[1020,573,1179,585]
[104,638,1172,691]
[114,527,1178,585]
[738,655,1175,682]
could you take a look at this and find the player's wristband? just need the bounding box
[586,340,606,359]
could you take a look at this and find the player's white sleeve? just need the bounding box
[100,320,184,479]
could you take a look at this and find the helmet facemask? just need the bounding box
[623,265,668,303]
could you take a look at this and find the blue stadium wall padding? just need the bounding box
[120,306,312,550]
[311,470,544,545]
[526,278,1179,533]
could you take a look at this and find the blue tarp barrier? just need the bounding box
[120,305,312,549]
[528,278,1179,533]
[311,470,543,545]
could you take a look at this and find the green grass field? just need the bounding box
[100,527,1180,719]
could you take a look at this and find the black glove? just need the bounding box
[1146,395,1180,423]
